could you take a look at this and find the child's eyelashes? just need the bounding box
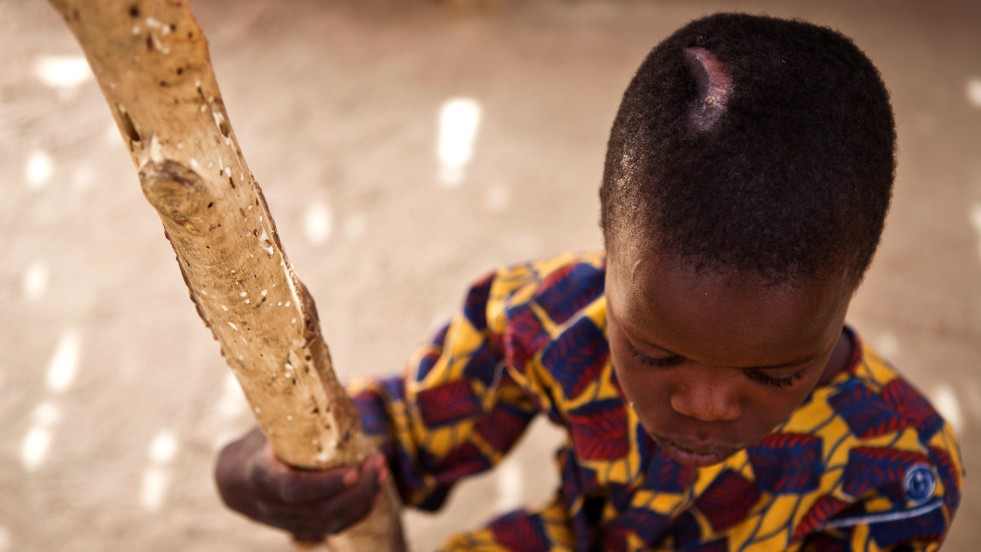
[744,368,805,388]
[631,348,685,367]
[632,352,805,388]
[626,339,807,388]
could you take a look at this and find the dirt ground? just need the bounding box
[1,0,978,550]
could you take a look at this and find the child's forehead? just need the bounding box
[608,249,806,311]
[606,248,850,364]
[606,228,852,292]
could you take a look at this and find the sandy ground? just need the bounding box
[1,0,978,550]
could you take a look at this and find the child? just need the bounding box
[215,13,963,550]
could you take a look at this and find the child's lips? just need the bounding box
[652,434,739,467]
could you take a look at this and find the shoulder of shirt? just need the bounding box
[484,251,607,309]
[752,334,964,544]
[480,252,608,381]
[783,332,965,522]
[826,335,961,456]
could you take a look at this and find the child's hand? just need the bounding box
[214,427,387,541]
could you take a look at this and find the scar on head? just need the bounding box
[683,47,732,132]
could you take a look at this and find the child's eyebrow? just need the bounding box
[633,334,820,370]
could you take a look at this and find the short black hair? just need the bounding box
[600,13,895,288]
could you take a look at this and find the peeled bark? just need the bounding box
[47,1,405,550]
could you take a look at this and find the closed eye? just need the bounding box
[626,341,685,368]
[744,367,806,388]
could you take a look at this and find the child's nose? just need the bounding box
[669,366,743,422]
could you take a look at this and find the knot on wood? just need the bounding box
[139,160,209,225]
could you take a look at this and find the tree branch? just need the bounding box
[46,1,405,549]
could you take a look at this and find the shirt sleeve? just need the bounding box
[348,267,542,511]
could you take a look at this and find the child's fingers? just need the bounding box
[311,458,384,531]
[279,468,358,505]
[254,451,387,506]
[254,501,330,539]
[250,454,355,505]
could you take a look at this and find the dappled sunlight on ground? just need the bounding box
[25,149,53,189]
[140,430,179,511]
[22,260,49,300]
[970,203,981,260]
[20,401,61,475]
[437,97,482,187]
[304,199,333,245]
[45,329,80,393]
[32,54,92,98]
[931,384,964,435]
[967,77,981,109]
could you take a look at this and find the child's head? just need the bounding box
[600,13,895,289]
[600,14,896,465]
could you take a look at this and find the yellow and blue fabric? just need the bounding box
[350,253,963,551]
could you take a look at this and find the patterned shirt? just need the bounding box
[350,253,963,551]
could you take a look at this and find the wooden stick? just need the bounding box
[46,1,406,550]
